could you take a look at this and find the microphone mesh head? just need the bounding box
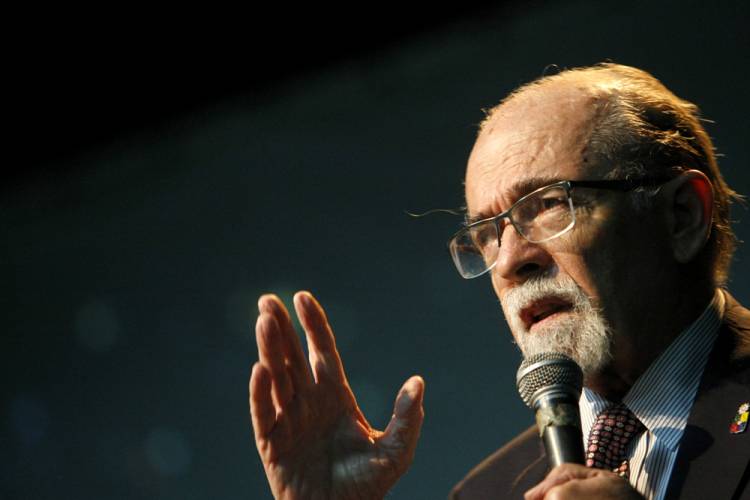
[516,352,583,408]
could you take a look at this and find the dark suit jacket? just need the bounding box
[450,292,750,500]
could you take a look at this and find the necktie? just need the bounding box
[585,403,645,478]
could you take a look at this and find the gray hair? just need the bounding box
[482,63,739,286]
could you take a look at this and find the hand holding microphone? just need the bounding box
[518,353,646,499]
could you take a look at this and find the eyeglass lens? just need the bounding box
[450,185,575,278]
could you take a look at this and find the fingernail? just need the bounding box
[408,376,424,399]
[298,292,313,307]
[404,381,418,400]
[397,378,422,414]
[257,294,271,312]
[395,390,413,415]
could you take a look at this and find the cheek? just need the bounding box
[568,214,657,316]
[490,270,526,329]
[490,270,507,306]
[545,215,629,307]
[551,253,605,306]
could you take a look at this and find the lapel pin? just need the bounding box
[729,402,749,434]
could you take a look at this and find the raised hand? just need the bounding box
[250,291,425,500]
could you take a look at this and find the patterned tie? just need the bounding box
[585,403,645,478]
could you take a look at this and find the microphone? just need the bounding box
[516,352,585,467]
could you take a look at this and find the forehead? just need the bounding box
[466,84,607,215]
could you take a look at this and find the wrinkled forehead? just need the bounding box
[466,85,608,210]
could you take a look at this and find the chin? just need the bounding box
[515,313,613,376]
[501,273,614,376]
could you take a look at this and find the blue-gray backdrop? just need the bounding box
[3,1,749,498]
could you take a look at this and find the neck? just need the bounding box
[585,281,715,401]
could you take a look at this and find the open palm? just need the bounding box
[250,292,425,500]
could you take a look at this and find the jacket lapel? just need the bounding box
[665,292,750,500]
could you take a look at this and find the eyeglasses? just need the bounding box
[448,177,673,279]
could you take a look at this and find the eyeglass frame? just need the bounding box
[448,176,676,279]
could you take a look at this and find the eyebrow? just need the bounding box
[465,175,564,225]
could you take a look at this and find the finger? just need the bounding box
[293,291,346,385]
[524,464,577,500]
[542,483,572,500]
[541,481,588,500]
[249,362,276,443]
[381,376,425,469]
[524,463,598,500]
[256,313,295,409]
[540,473,638,500]
[258,294,312,392]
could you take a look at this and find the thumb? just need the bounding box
[381,376,425,462]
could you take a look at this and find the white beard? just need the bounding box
[500,274,613,375]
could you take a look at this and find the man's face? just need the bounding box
[465,86,663,375]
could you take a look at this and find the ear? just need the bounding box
[661,169,713,263]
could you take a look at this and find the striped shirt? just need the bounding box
[579,289,724,500]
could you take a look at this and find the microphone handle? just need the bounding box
[534,396,585,467]
[543,424,585,467]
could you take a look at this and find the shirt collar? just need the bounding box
[581,289,724,451]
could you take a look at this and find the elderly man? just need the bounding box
[249,63,750,499]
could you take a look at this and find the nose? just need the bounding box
[493,224,555,284]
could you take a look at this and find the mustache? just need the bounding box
[501,275,588,324]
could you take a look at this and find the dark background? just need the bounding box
[3,2,749,498]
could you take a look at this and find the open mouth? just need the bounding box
[520,296,574,331]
